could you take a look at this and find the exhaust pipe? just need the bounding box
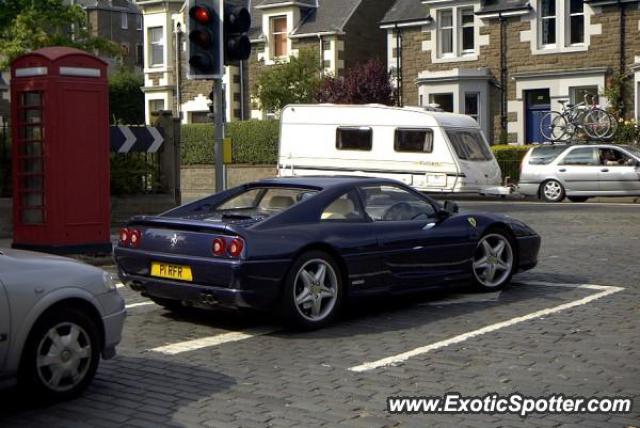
[200,293,220,305]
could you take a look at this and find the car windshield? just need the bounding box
[528,145,569,165]
[446,129,493,161]
[201,187,318,221]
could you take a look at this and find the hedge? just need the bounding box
[490,144,533,183]
[182,120,280,165]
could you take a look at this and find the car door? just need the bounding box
[556,146,602,192]
[358,184,472,292]
[0,276,9,371]
[598,148,640,194]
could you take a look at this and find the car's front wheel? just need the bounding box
[540,180,565,203]
[472,231,516,291]
[19,307,101,401]
[281,251,343,330]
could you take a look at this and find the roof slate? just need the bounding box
[380,0,429,25]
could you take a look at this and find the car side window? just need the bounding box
[359,185,436,222]
[560,147,599,166]
[600,148,635,167]
[321,191,364,221]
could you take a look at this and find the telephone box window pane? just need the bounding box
[20,141,43,156]
[22,209,43,225]
[23,193,43,208]
[20,175,43,191]
[21,109,42,125]
[20,158,43,174]
[20,92,41,107]
[336,128,372,151]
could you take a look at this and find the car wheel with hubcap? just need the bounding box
[281,251,343,330]
[19,307,101,401]
[540,180,565,203]
[472,232,516,291]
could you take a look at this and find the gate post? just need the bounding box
[153,111,181,205]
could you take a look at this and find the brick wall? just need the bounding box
[343,0,395,70]
[86,8,143,69]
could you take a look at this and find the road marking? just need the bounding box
[149,327,278,355]
[126,301,155,309]
[116,282,125,289]
[349,282,624,373]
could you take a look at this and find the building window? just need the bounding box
[465,93,480,124]
[570,85,598,105]
[429,93,454,112]
[270,16,288,59]
[336,127,372,151]
[438,10,454,56]
[136,14,142,31]
[121,12,128,30]
[148,27,164,66]
[460,9,475,52]
[568,0,584,44]
[540,0,556,46]
[121,43,130,57]
[149,99,165,113]
[136,44,143,66]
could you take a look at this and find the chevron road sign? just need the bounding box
[110,126,164,153]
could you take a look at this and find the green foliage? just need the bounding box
[109,67,145,125]
[491,144,533,183]
[0,0,121,68]
[0,127,11,197]
[181,120,280,165]
[612,118,639,145]
[110,153,162,195]
[255,49,321,113]
[603,74,625,117]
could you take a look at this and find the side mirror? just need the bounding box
[444,200,459,215]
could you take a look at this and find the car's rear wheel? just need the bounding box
[472,231,516,291]
[540,180,565,202]
[281,251,343,330]
[19,307,101,401]
[568,196,589,203]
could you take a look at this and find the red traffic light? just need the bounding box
[190,5,212,24]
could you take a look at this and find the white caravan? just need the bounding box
[277,104,506,194]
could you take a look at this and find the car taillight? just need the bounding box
[212,237,226,256]
[119,228,130,246]
[228,238,244,258]
[129,229,142,248]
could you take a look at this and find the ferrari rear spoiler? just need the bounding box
[125,216,236,235]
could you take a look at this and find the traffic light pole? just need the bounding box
[213,78,225,192]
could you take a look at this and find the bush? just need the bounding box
[315,59,394,105]
[181,120,280,165]
[491,144,533,183]
[612,118,639,144]
[109,67,145,124]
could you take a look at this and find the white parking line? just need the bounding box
[348,282,624,373]
[125,301,156,309]
[149,327,278,355]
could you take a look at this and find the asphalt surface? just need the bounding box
[1,201,639,427]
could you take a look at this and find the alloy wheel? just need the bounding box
[293,259,339,322]
[543,181,563,202]
[473,234,514,288]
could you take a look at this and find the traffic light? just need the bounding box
[187,0,223,79]
[224,1,251,65]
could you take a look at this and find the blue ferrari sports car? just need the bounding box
[114,176,540,329]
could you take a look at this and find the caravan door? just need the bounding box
[445,129,501,192]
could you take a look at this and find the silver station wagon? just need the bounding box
[518,144,640,202]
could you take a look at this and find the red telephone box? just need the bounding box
[10,47,111,254]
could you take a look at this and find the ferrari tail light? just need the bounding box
[129,229,142,248]
[212,237,226,256]
[228,238,244,258]
[119,228,130,246]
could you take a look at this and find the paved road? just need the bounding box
[1,202,638,427]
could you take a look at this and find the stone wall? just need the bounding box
[343,0,395,70]
[181,164,277,201]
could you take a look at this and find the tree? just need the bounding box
[109,67,144,124]
[255,49,321,113]
[315,59,394,106]
[0,0,120,68]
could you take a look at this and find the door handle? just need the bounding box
[558,168,566,173]
[601,168,609,173]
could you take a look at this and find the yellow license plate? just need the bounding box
[150,262,193,282]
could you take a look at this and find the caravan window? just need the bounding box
[446,129,492,161]
[336,127,372,151]
[395,129,434,153]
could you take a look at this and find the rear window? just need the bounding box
[394,129,434,153]
[446,129,492,161]
[528,145,568,165]
[336,127,372,151]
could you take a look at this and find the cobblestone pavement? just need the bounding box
[1,202,638,427]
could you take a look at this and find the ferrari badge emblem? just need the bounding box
[467,217,477,228]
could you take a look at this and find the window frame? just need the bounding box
[558,146,600,166]
[567,0,585,46]
[438,9,455,57]
[121,12,128,30]
[148,26,165,67]
[270,15,288,59]
[539,0,557,48]
[464,92,480,125]
[429,93,454,113]
[460,8,475,54]
[394,128,435,154]
[335,127,373,152]
[136,14,143,31]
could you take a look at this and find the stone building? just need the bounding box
[136,0,395,124]
[70,0,144,70]
[381,0,640,145]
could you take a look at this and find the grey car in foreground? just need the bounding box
[0,249,126,400]
[518,144,640,202]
